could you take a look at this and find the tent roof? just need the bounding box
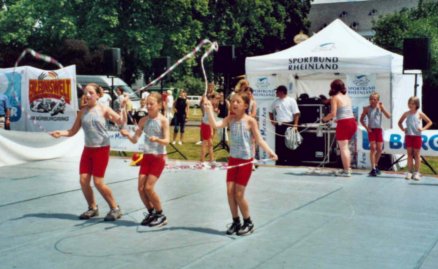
[246,19,402,75]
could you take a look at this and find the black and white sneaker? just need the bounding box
[226,222,241,235]
[149,213,167,227]
[375,167,382,175]
[237,222,254,236]
[141,212,155,226]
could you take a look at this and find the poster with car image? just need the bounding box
[0,65,77,132]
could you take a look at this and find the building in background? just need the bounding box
[309,0,419,39]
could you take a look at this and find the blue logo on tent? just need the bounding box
[312,42,336,52]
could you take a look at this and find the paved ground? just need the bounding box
[1,156,438,269]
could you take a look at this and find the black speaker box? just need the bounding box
[152,57,171,76]
[213,45,235,73]
[298,104,329,124]
[403,38,431,71]
[293,131,338,165]
[103,48,122,76]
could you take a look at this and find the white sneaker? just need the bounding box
[195,141,202,145]
[335,169,351,177]
[412,172,421,181]
[210,161,218,167]
[405,172,412,180]
[201,161,210,169]
[178,141,182,145]
[172,141,176,145]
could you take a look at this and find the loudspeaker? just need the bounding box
[213,45,235,73]
[152,57,171,76]
[103,48,122,76]
[294,130,338,165]
[232,55,246,76]
[298,104,329,124]
[403,38,431,71]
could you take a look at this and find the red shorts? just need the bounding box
[139,154,166,177]
[405,135,422,149]
[368,128,383,143]
[200,123,212,140]
[336,118,357,140]
[79,146,110,177]
[226,157,253,187]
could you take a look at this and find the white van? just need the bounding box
[77,75,140,110]
[187,95,202,108]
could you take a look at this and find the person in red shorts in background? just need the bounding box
[398,96,432,181]
[360,92,391,177]
[199,92,218,166]
[323,79,357,177]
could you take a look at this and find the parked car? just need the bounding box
[187,95,202,108]
[76,75,140,110]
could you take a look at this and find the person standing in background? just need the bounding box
[172,90,189,145]
[322,79,357,177]
[269,85,300,165]
[398,96,432,181]
[0,92,11,130]
[360,92,391,177]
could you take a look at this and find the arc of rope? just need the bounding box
[138,39,218,95]
[163,158,273,172]
[15,48,63,68]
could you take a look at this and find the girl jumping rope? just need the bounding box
[50,83,126,221]
[204,91,277,236]
[398,96,432,181]
[120,92,170,227]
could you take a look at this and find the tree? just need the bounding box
[0,0,311,88]
[373,1,438,128]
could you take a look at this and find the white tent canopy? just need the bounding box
[245,19,421,167]
[246,18,421,129]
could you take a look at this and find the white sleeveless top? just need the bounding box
[143,117,166,154]
[81,107,110,147]
[406,111,422,136]
[230,119,254,159]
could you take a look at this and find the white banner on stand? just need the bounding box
[249,74,289,164]
[358,127,438,157]
[346,74,377,168]
[108,125,145,152]
[0,66,77,132]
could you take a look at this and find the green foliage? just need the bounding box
[171,75,205,96]
[0,0,311,86]
[372,1,438,128]
[372,2,438,84]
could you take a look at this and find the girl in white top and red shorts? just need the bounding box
[398,96,432,181]
[121,92,170,227]
[203,91,277,236]
[323,79,357,177]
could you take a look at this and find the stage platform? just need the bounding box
[1,157,438,269]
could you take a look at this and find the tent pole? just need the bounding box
[389,72,393,128]
[414,73,418,97]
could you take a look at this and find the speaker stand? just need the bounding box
[385,154,436,174]
[213,128,229,153]
[167,143,188,160]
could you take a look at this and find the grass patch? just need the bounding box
[399,156,438,176]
